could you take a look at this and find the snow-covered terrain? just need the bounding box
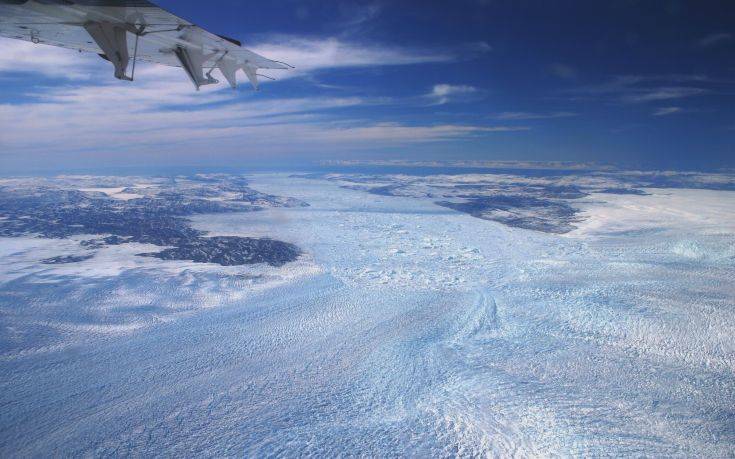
[1,171,734,456]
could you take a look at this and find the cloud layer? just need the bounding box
[0,37,516,159]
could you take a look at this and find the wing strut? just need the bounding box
[130,31,140,81]
[84,22,132,81]
[174,46,219,90]
[242,65,259,91]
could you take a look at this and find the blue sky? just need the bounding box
[0,0,734,173]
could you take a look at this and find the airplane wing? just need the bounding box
[0,0,290,90]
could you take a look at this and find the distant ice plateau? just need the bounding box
[1,167,734,456]
[306,165,735,233]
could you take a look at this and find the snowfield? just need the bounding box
[1,172,734,456]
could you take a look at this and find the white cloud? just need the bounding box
[249,35,455,78]
[431,84,477,97]
[301,123,528,144]
[0,59,522,155]
[652,106,683,116]
[698,33,733,48]
[0,39,98,79]
[0,81,527,152]
[568,75,717,104]
[0,78,370,152]
[621,86,706,103]
[495,111,576,120]
[426,84,479,105]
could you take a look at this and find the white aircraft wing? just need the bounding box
[0,0,290,90]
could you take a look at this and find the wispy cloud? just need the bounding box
[0,39,98,79]
[298,123,528,144]
[652,106,683,116]
[0,81,527,152]
[249,35,455,77]
[0,35,520,158]
[248,35,490,79]
[698,33,733,48]
[495,111,577,120]
[549,63,577,80]
[337,2,383,29]
[425,84,479,105]
[567,74,720,104]
[0,44,521,156]
[621,86,706,103]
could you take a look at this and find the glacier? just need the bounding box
[1,171,734,456]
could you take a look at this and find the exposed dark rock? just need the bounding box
[596,188,648,195]
[436,195,579,234]
[366,185,403,196]
[138,237,301,267]
[42,254,95,264]
[0,177,306,267]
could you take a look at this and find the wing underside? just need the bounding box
[0,0,289,89]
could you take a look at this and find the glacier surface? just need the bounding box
[1,172,734,456]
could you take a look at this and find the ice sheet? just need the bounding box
[1,173,734,456]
